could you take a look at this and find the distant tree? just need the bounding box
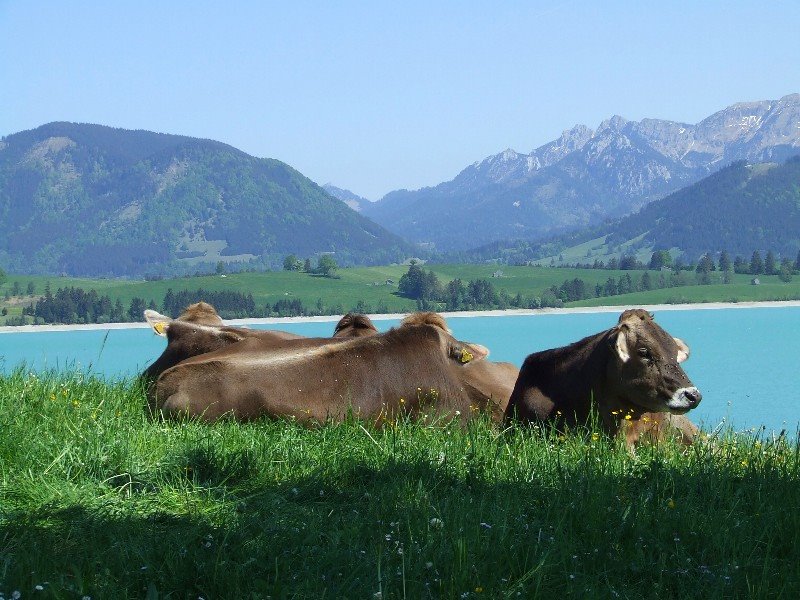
[778,259,793,282]
[303,258,312,273]
[215,261,226,274]
[640,271,652,291]
[316,255,338,277]
[750,250,764,275]
[696,253,715,274]
[0,267,6,287]
[128,297,147,321]
[648,250,672,270]
[603,277,618,296]
[283,254,301,271]
[733,255,748,274]
[399,263,441,301]
[11,281,21,296]
[607,257,619,270]
[764,250,776,276]
[467,279,498,306]
[26,281,35,296]
[619,255,640,270]
[718,251,731,274]
[112,298,125,322]
[795,250,800,273]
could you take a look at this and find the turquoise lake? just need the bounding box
[1,307,798,435]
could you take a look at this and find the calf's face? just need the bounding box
[608,310,701,414]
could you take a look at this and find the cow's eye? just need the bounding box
[637,348,651,360]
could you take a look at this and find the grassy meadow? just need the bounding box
[3,265,800,322]
[1,370,799,598]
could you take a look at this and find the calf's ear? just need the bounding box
[612,326,632,363]
[144,309,171,337]
[673,337,690,363]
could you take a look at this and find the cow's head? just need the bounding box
[607,309,701,414]
[400,312,489,365]
[333,313,379,338]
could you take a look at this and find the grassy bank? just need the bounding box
[1,372,798,598]
[3,266,800,323]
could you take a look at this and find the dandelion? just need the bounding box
[591,432,600,441]
[667,499,676,509]
[50,393,56,401]
[475,587,484,593]
[624,414,632,420]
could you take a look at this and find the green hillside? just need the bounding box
[3,265,800,325]
[0,123,413,277]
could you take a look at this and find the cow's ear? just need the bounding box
[450,342,489,364]
[612,325,632,363]
[674,337,690,363]
[144,309,171,337]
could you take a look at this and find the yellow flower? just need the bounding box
[624,414,632,421]
[62,389,68,396]
[72,399,80,408]
[591,432,600,441]
[667,499,676,509]
[399,398,405,404]
[49,394,56,401]
[475,587,484,593]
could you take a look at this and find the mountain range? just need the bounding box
[447,156,800,266]
[0,123,412,276]
[360,94,800,251]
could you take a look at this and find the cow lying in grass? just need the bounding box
[503,309,702,447]
[152,312,498,423]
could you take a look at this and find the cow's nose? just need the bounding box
[683,387,702,407]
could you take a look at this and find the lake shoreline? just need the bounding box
[2,299,800,334]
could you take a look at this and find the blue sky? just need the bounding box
[2,1,799,199]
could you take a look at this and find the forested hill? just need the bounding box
[0,122,413,276]
[602,157,800,259]
[444,156,800,264]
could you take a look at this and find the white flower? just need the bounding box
[373,592,383,599]
[430,517,444,529]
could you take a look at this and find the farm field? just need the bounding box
[3,266,800,322]
[0,371,798,598]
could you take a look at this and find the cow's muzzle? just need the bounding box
[666,386,702,413]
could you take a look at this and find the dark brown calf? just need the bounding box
[504,309,702,445]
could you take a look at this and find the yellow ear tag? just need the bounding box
[460,348,473,363]
[154,322,166,335]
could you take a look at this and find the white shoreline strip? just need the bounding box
[2,300,800,334]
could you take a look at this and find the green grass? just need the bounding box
[1,371,799,598]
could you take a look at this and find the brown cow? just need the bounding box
[395,312,519,420]
[333,313,379,338]
[152,315,494,423]
[141,304,305,385]
[503,309,702,446]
